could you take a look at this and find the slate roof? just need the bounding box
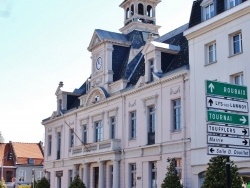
[12,142,44,165]
[189,0,248,28]
[95,29,129,43]
[61,23,189,112]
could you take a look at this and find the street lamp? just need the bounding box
[1,157,5,181]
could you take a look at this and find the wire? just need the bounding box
[60,110,90,152]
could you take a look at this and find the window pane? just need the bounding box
[173,99,181,130]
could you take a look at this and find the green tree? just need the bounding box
[202,156,243,188]
[69,175,86,188]
[0,180,6,188]
[161,158,183,188]
[36,177,50,188]
[0,132,4,143]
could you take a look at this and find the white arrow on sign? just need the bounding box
[207,124,249,136]
[206,96,249,113]
[208,83,215,93]
[208,146,250,157]
[240,116,247,124]
[207,135,250,147]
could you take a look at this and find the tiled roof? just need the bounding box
[12,142,44,165]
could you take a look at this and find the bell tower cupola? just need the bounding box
[119,0,161,34]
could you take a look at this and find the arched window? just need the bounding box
[131,4,134,16]
[126,7,130,19]
[147,5,153,17]
[138,3,144,15]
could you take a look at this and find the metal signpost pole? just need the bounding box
[226,156,231,188]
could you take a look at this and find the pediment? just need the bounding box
[88,31,102,52]
[85,87,109,106]
[142,42,156,55]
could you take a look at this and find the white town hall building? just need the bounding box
[42,0,250,187]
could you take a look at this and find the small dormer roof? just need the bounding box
[88,29,130,51]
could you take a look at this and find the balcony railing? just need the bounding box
[70,139,121,157]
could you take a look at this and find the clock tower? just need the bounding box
[119,0,161,35]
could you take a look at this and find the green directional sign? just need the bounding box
[207,110,249,126]
[206,80,248,100]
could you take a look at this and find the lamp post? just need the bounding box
[1,158,5,181]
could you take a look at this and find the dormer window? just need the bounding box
[201,0,215,21]
[150,60,154,82]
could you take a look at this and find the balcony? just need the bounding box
[70,139,121,157]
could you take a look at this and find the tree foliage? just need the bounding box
[0,132,4,143]
[202,156,243,188]
[36,177,50,188]
[0,180,6,188]
[161,158,183,188]
[69,175,86,188]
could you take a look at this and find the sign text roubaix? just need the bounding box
[207,110,248,126]
[208,146,250,157]
[207,124,249,136]
[206,96,249,113]
[206,80,248,100]
[207,135,250,147]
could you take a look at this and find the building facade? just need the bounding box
[184,0,250,187]
[42,0,192,188]
[0,142,44,188]
[42,0,250,187]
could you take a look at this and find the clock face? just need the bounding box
[96,57,102,70]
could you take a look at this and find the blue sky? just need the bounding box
[0,0,193,143]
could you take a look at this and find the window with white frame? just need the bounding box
[57,132,61,160]
[69,129,74,148]
[18,170,26,182]
[150,162,157,188]
[110,117,116,139]
[150,60,154,82]
[204,2,215,20]
[95,121,103,142]
[230,32,243,55]
[48,135,52,156]
[228,0,241,9]
[231,72,244,85]
[36,171,43,181]
[130,111,136,139]
[172,99,181,131]
[148,106,155,133]
[206,42,216,64]
[175,158,182,180]
[130,164,136,188]
[82,125,87,144]
[69,170,73,185]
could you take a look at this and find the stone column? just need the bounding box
[113,160,119,188]
[83,163,90,188]
[99,161,105,188]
